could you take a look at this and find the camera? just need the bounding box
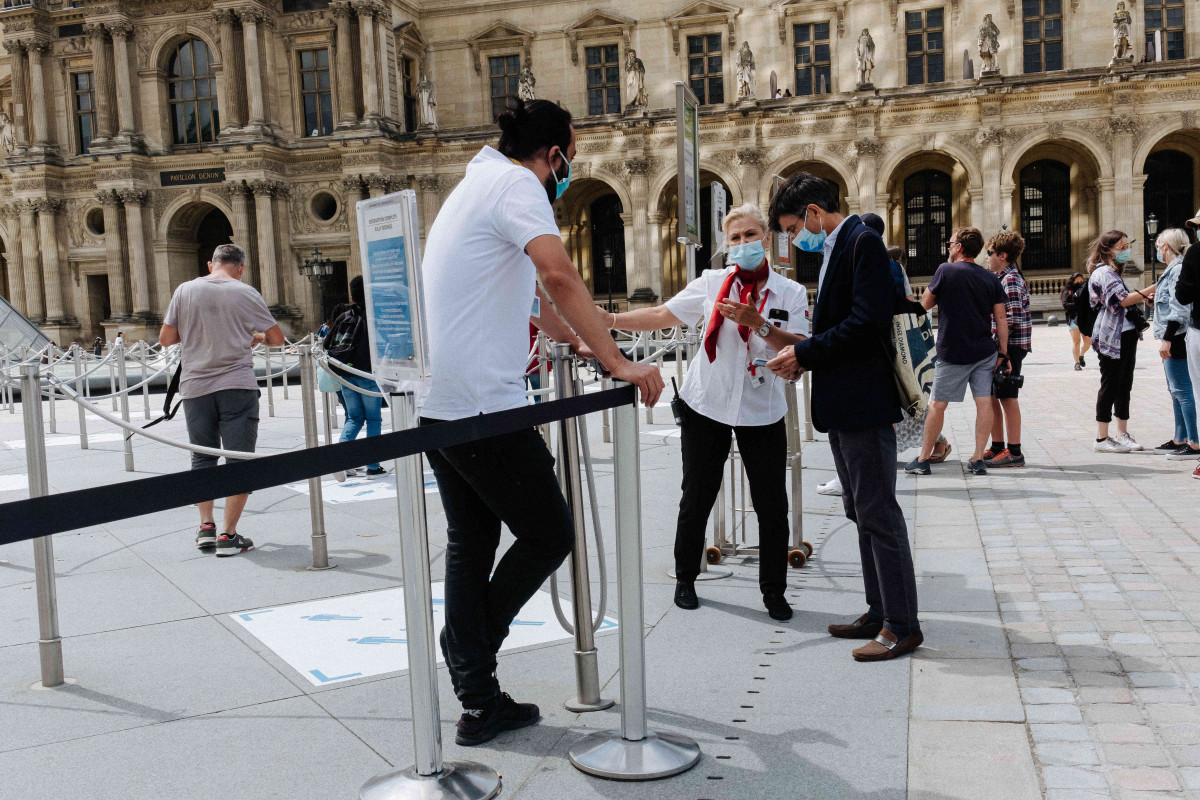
[992,371,1024,391]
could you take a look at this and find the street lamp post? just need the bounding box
[299,246,335,325]
[603,248,614,313]
[1146,213,1159,282]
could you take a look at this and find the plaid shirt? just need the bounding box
[1088,265,1135,359]
[991,265,1032,353]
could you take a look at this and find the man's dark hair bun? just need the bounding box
[496,98,572,163]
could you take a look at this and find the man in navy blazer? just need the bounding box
[765,173,922,662]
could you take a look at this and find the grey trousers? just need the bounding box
[828,424,920,637]
[182,389,260,471]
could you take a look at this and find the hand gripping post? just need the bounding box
[552,343,614,713]
[568,387,701,780]
[361,392,501,800]
[299,345,334,570]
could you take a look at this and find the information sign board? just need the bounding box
[675,82,702,247]
[711,181,727,250]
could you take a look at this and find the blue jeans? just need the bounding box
[339,373,382,469]
[1164,356,1198,444]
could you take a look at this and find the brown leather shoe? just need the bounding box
[828,613,884,640]
[852,628,924,662]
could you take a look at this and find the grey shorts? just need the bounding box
[931,355,995,403]
[182,389,260,471]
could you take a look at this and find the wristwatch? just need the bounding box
[755,321,772,339]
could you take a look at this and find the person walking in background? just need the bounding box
[984,231,1031,468]
[323,277,387,478]
[887,245,917,303]
[1088,230,1155,454]
[1150,228,1199,460]
[92,337,103,358]
[159,243,284,556]
[1174,214,1200,478]
[1062,272,1092,370]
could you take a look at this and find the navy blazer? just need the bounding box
[792,215,901,432]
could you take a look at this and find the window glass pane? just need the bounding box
[304,95,318,133]
[927,8,943,27]
[926,32,943,51]
[815,22,829,40]
[302,71,316,91]
[198,100,211,141]
[588,88,601,116]
[689,59,704,76]
[1024,43,1042,72]
[1044,41,1062,70]
[1167,30,1185,58]
[796,46,811,64]
[1044,0,1061,14]
[814,43,830,62]
[317,49,328,67]
[586,47,601,65]
[1044,19,1061,38]
[506,55,519,72]
[77,92,92,111]
[794,24,810,42]
[709,77,723,104]
[1146,9,1163,28]
[796,67,812,95]
[707,34,721,51]
[689,78,705,103]
[688,36,703,54]
[1024,20,1041,40]
[607,87,620,113]
[587,68,601,86]
[906,11,922,29]
[489,57,505,75]
[491,77,505,96]
[1166,7,1184,26]
[908,33,924,53]
[606,66,618,83]
[320,94,333,135]
[318,70,330,90]
[180,80,195,100]
[907,56,924,84]
[194,42,209,75]
[708,55,722,72]
[179,42,193,77]
[605,44,618,61]
[816,65,830,93]
[927,53,944,82]
[1023,0,1040,17]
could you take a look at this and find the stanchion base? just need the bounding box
[565,696,616,713]
[305,563,339,571]
[30,677,77,691]
[568,730,701,781]
[359,761,501,800]
[666,567,733,581]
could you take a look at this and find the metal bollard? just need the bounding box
[73,347,88,450]
[264,346,276,417]
[108,356,118,411]
[299,346,333,571]
[601,376,612,444]
[361,392,501,800]
[322,390,335,445]
[552,343,614,714]
[282,352,290,401]
[801,370,814,441]
[784,384,811,566]
[46,363,57,434]
[22,365,66,689]
[537,332,551,444]
[116,345,134,472]
[569,387,701,780]
[138,343,151,418]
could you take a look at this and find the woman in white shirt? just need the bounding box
[601,203,809,620]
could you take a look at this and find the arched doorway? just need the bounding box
[195,207,234,277]
[657,171,741,297]
[590,194,626,306]
[1020,160,1072,271]
[555,177,629,307]
[903,169,953,277]
[772,161,851,283]
[1143,149,1196,261]
[164,201,237,294]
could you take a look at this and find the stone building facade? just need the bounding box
[0,0,1198,341]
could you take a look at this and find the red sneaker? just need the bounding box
[1193,463,1200,480]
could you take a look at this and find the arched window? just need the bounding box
[590,194,627,300]
[904,169,952,277]
[168,39,219,145]
[1143,149,1195,263]
[1020,160,1071,271]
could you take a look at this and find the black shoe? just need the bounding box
[764,593,793,621]
[455,692,541,747]
[904,457,931,475]
[196,522,217,550]
[215,532,254,557]
[1079,356,1086,367]
[1074,362,1083,371]
[966,459,988,476]
[674,580,699,610]
[365,466,388,476]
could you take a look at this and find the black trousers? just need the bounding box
[828,424,919,639]
[1096,328,1139,423]
[420,419,574,709]
[674,400,789,595]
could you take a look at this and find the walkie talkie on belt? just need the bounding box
[670,377,685,426]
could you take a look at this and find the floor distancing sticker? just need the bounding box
[284,470,438,504]
[4,433,124,449]
[231,583,616,686]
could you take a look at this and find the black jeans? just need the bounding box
[828,424,919,639]
[1096,328,1139,423]
[420,419,574,709]
[674,400,789,596]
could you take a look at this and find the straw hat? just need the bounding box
[1186,208,1200,229]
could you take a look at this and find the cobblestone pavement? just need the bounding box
[907,325,1200,800]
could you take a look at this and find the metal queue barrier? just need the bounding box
[0,373,700,794]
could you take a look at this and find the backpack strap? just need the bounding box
[142,361,182,429]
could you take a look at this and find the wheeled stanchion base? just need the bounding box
[666,566,733,581]
[565,696,616,713]
[359,762,501,800]
[569,730,701,780]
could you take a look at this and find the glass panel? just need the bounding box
[796,67,812,95]
[302,71,316,90]
[908,33,924,53]
[708,55,722,72]
[198,100,212,141]
[317,49,328,67]
[320,94,333,135]
[304,94,318,134]
[1167,30,1185,59]
[795,25,810,42]
[927,53,944,82]
[688,36,703,55]
[1146,9,1163,28]
[607,87,620,113]
[816,65,831,93]
[586,47,601,65]
[587,67,601,86]
[815,22,829,40]
[1167,7,1184,26]
[689,78,705,103]
[1023,0,1040,17]
[178,41,193,77]
[301,50,314,69]
[1025,43,1043,72]
[606,66,618,83]
[689,59,704,76]
[707,34,721,51]
[1045,41,1062,70]
[1044,0,1061,14]
[77,92,91,111]
[815,43,830,62]
[318,70,330,90]
[180,80,195,100]
[906,11,922,29]
[489,56,505,75]
[588,88,601,116]
[907,56,924,84]
[194,42,209,75]
[927,8,943,28]
[927,32,943,51]
[797,46,811,64]
[182,103,197,143]
[506,55,520,72]
[709,77,723,104]
[491,77,505,96]
[605,44,618,62]
[1044,18,1061,38]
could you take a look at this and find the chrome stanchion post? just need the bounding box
[116,344,134,472]
[361,392,501,800]
[108,354,117,411]
[784,384,810,565]
[300,346,334,571]
[322,390,335,445]
[46,356,57,434]
[643,333,653,426]
[139,343,151,418]
[569,385,701,780]
[601,375,612,444]
[553,343,614,714]
[22,364,66,689]
[73,346,88,450]
[536,332,551,445]
[801,370,814,441]
[264,346,276,417]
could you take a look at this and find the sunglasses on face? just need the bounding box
[986,248,994,256]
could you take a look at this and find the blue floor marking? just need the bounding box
[238,610,274,621]
[347,636,408,645]
[310,669,364,683]
[301,614,363,622]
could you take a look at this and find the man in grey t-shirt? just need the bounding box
[160,244,284,557]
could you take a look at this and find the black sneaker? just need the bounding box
[764,593,793,621]
[196,522,217,550]
[1153,440,1182,454]
[215,532,254,557]
[967,459,988,476]
[365,466,388,476]
[455,692,541,747]
[1080,356,1086,367]
[1167,445,1200,461]
[674,580,699,610]
[904,457,932,475]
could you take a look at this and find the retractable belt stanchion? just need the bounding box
[46,359,57,434]
[22,364,66,689]
[553,344,614,714]
[784,384,812,567]
[801,371,814,442]
[73,346,88,450]
[299,346,333,570]
[108,356,117,411]
[139,343,151,418]
[569,384,701,780]
[537,332,551,445]
[600,375,612,444]
[643,333,654,426]
[361,392,501,800]
[116,345,134,472]
[265,346,276,418]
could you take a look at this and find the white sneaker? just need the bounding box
[1114,433,1143,451]
[1094,437,1132,454]
[817,476,843,496]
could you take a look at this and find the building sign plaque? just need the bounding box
[159,168,226,187]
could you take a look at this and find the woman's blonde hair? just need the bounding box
[721,203,769,247]
[1156,227,1189,259]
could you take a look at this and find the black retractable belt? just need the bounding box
[142,362,183,429]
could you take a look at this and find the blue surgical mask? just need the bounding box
[550,151,572,200]
[795,210,827,253]
[1157,249,1167,264]
[1114,247,1132,264]
[728,240,766,270]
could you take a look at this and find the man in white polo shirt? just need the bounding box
[419,99,663,747]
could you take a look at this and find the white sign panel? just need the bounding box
[356,189,430,395]
[711,181,727,249]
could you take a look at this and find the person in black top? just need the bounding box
[323,277,386,477]
[1061,273,1092,370]
[766,173,921,662]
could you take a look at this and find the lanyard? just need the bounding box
[744,287,771,376]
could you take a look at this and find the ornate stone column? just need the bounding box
[249,180,281,307]
[84,24,114,140]
[647,211,664,301]
[108,21,137,138]
[417,174,440,239]
[625,157,656,304]
[4,41,29,149]
[270,184,294,308]
[237,8,267,128]
[18,201,43,321]
[26,40,54,149]
[213,10,246,131]
[35,199,66,321]
[855,138,883,217]
[2,205,26,314]
[365,174,388,198]
[978,127,1003,232]
[1111,115,1138,247]
[343,175,367,275]
[352,1,381,120]
[118,190,152,317]
[96,190,130,319]
[224,180,253,251]
[376,11,392,121]
[737,147,765,208]
[330,1,358,126]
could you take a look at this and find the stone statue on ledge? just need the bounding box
[518,59,536,101]
[417,67,438,130]
[0,111,15,154]
[1111,1,1133,65]
[736,41,756,100]
[626,49,647,108]
[855,28,876,87]
[978,14,1001,75]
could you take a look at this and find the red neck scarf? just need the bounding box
[703,263,770,362]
